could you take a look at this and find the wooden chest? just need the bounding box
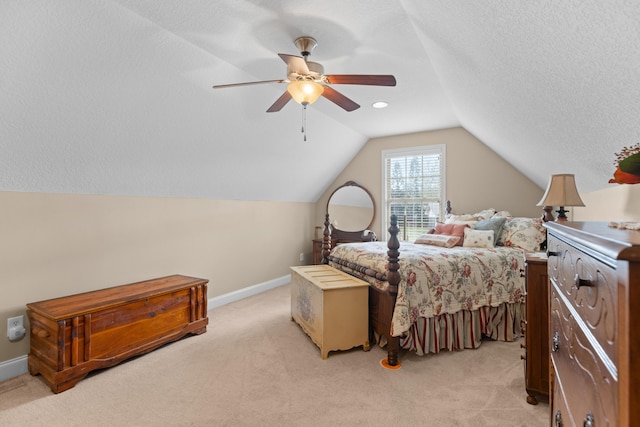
[546,222,640,426]
[290,265,370,359]
[27,274,208,393]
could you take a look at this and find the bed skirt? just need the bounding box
[378,301,524,356]
[328,257,525,356]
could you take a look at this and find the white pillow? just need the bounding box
[445,213,477,223]
[473,208,497,219]
[444,219,479,228]
[463,228,494,248]
[414,234,461,248]
[445,208,495,225]
[498,217,546,251]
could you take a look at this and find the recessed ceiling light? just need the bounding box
[372,101,389,109]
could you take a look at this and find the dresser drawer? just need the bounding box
[547,234,618,364]
[550,284,617,426]
[551,366,576,427]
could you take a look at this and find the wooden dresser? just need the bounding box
[545,222,640,426]
[522,252,549,405]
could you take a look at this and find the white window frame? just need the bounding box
[381,144,446,241]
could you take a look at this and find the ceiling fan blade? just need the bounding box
[278,53,310,75]
[213,79,284,89]
[321,86,360,112]
[324,74,396,86]
[266,91,292,113]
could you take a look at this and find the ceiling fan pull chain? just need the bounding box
[302,104,307,142]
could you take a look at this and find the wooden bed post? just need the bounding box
[321,213,331,264]
[385,214,401,367]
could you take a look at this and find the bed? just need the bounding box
[322,206,547,367]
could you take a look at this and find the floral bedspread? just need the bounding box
[329,242,526,337]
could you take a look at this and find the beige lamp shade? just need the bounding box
[287,80,324,106]
[537,174,585,207]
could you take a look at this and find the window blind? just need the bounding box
[382,146,445,241]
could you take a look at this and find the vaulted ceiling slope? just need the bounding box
[1,1,638,202]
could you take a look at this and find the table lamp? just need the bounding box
[537,174,585,221]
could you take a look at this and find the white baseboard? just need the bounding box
[0,275,291,384]
[207,274,290,310]
[0,355,28,383]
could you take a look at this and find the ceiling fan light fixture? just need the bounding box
[213,37,396,113]
[287,80,324,106]
[372,101,389,109]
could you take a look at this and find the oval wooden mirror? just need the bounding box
[326,181,375,242]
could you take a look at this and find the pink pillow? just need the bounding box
[433,222,469,246]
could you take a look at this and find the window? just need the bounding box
[381,145,445,241]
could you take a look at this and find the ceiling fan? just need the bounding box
[212,37,396,112]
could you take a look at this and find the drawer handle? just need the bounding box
[584,413,594,427]
[574,273,594,289]
[552,331,560,352]
[547,250,561,257]
[555,410,563,427]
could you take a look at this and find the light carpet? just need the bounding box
[0,283,548,426]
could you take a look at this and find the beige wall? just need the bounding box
[573,184,640,221]
[0,191,313,362]
[315,127,544,237]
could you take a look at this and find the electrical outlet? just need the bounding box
[299,252,305,262]
[7,315,26,341]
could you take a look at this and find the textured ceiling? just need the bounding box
[1,1,638,202]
